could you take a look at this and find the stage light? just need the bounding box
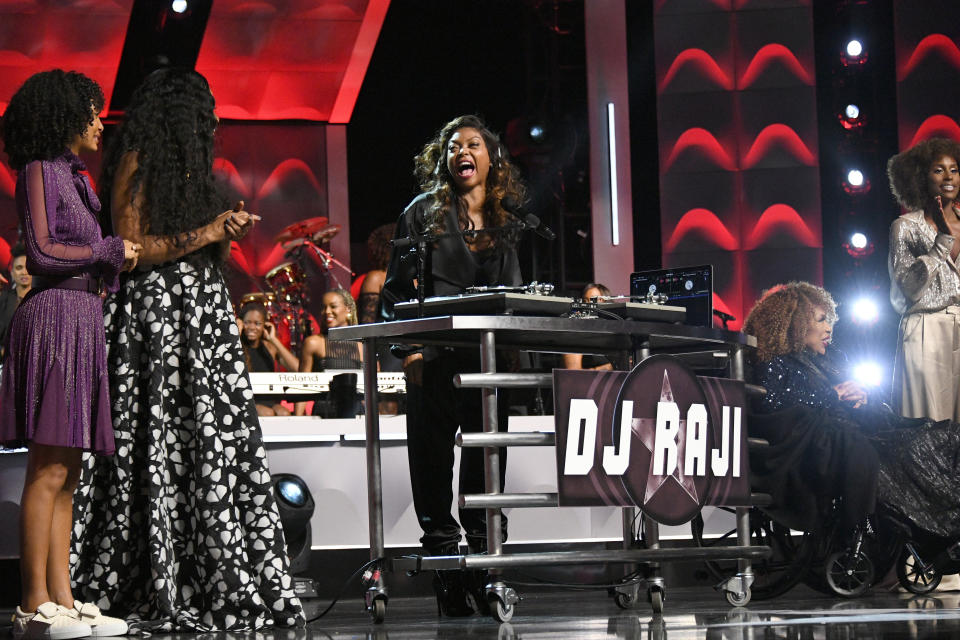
[840,39,868,67]
[529,124,546,143]
[843,230,874,258]
[272,473,315,575]
[851,297,879,324]
[278,477,307,506]
[607,102,620,246]
[852,361,883,387]
[838,103,865,130]
[843,169,871,194]
[171,0,188,13]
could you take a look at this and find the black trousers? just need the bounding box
[405,348,509,551]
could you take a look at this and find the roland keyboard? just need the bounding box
[249,371,406,395]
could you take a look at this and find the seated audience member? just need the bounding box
[296,289,364,417]
[353,222,403,373]
[563,282,613,371]
[353,222,396,325]
[0,243,31,354]
[745,282,960,547]
[239,300,299,416]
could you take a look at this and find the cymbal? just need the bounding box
[274,216,329,243]
[312,223,341,243]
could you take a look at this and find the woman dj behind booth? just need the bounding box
[380,114,527,616]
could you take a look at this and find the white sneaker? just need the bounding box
[11,602,91,640]
[63,603,128,638]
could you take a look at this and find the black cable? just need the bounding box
[305,557,385,623]
[596,308,626,321]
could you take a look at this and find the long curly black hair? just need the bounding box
[1,69,104,170]
[888,137,960,211]
[99,68,225,250]
[413,114,527,246]
[743,282,837,362]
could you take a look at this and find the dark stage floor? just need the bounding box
[5,585,960,639]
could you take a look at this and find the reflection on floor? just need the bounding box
[1,584,951,639]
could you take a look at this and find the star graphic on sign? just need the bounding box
[631,369,700,506]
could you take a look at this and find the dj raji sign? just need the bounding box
[553,355,750,526]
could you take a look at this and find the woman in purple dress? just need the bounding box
[0,70,140,639]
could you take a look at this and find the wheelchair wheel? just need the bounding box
[825,549,874,597]
[897,543,942,595]
[691,507,815,600]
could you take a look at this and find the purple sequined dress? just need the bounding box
[0,151,125,453]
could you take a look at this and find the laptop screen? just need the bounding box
[629,265,714,327]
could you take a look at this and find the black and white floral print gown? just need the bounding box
[71,256,304,631]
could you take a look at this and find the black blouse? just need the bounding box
[379,193,522,321]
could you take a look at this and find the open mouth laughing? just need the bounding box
[456,158,476,179]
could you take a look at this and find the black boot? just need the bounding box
[463,568,491,615]
[465,539,491,615]
[432,571,477,617]
[427,543,476,617]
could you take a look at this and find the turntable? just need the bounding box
[393,290,575,318]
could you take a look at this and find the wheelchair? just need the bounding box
[886,508,960,595]
[692,498,905,600]
[694,496,960,600]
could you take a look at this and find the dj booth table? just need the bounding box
[330,315,769,622]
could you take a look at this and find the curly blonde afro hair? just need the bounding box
[744,282,837,362]
[887,137,960,211]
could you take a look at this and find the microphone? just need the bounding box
[500,196,556,240]
[713,309,735,322]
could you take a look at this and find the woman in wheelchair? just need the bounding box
[744,281,960,594]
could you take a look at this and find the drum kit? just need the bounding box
[239,216,353,350]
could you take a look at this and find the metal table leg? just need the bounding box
[614,340,664,613]
[643,515,665,613]
[479,330,519,621]
[727,345,754,607]
[362,337,387,622]
[611,506,644,610]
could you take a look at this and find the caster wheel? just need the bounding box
[725,588,751,607]
[490,598,515,623]
[897,545,942,595]
[613,589,642,610]
[826,549,874,598]
[369,598,386,624]
[649,587,664,614]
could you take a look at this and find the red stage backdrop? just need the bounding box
[654,0,822,330]
[0,0,388,309]
[215,122,334,322]
[893,0,960,149]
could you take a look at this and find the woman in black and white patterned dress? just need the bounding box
[70,69,304,631]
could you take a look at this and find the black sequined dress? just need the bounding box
[753,349,960,538]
